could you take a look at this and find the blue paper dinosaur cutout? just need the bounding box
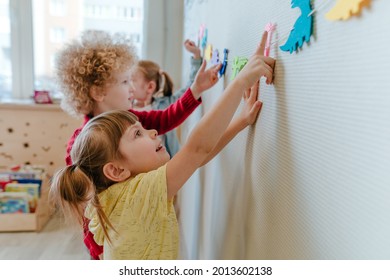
[219,48,229,76]
[280,0,313,53]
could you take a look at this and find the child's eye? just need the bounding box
[123,80,128,84]
[135,130,142,137]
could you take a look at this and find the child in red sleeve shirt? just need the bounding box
[55,30,221,259]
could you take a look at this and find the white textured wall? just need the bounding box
[178,0,390,259]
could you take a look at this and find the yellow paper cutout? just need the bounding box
[204,44,213,61]
[326,0,371,21]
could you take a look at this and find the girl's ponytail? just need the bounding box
[137,60,174,97]
[49,164,95,226]
[157,70,174,97]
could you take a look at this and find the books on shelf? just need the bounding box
[0,164,44,214]
[0,164,52,232]
[0,192,30,213]
[4,183,40,212]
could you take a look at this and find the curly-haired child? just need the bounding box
[55,30,221,259]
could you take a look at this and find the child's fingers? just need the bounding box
[188,40,195,47]
[207,63,221,80]
[258,59,274,81]
[249,79,260,103]
[263,56,276,70]
[255,31,268,56]
[212,63,222,72]
[250,101,263,118]
[210,62,221,68]
[199,59,207,72]
[244,88,250,100]
[263,62,273,76]
[210,70,219,83]
[263,67,274,84]
[208,64,220,83]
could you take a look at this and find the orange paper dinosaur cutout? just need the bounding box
[326,0,371,21]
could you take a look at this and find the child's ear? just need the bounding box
[147,81,157,94]
[90,85,105,102]
[103,162,131,182]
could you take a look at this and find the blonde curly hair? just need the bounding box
[55,30,138,117]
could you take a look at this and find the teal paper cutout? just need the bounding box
[231,56,248,80]
[201,28,208,50]
[280,0,313,53]
[198,24,206,47]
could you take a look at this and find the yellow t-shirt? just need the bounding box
[85,165,179,260]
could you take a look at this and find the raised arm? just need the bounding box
[130,87,200,135]
[183,39,202,90]
[200,80,262,166]
[172,39,203,99]
[166,32,275,199]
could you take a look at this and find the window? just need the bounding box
[130,33,140,43]
[117,6,142,20]
[0,0,12,99]
[0,0,144,100]
[50,27,66,43]
[49,0,66,17]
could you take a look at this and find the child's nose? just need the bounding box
[129,82,135,92]
[149,129,158,138]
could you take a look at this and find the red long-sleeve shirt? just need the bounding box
[65,88,200,259]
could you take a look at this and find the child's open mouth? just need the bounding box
[156,145,163,152]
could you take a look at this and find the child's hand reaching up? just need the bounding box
[236,31,275,88]
[190,60,221,99]
[184,39,201,59]
[239,80,262,127]
[199,79,263,167]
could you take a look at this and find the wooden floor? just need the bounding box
[0,211,90,260]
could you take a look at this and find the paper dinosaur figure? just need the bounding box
[198,24,205,47]
[230,56,248,80]
[201,28,208,50]
[264,22,276,57]
[219,48,229,76]
[204,44,213,61]
[211,49,219,65]
[326,0,371,21]
[280,0,313,53]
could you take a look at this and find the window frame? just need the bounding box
[9,0,34,99]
